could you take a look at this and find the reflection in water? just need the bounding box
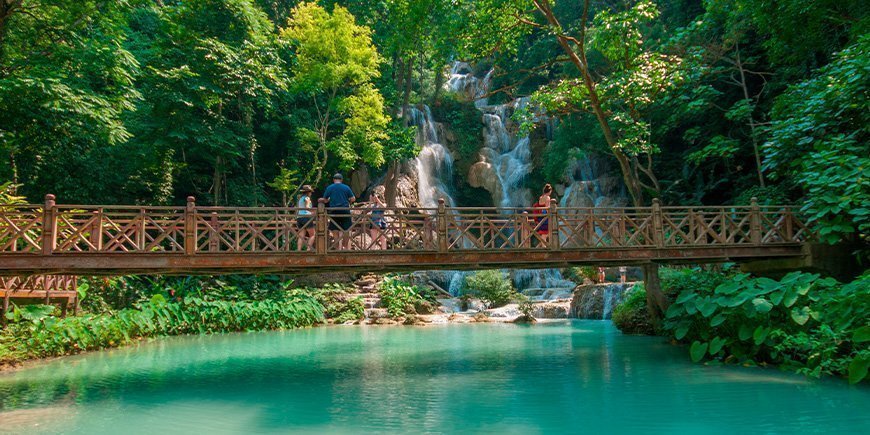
[1,322,869,434]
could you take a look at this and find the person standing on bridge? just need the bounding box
[322,173,355,250]
[296,185,315,251]
[531,184,553,244]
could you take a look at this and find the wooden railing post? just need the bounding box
[90,209,103,251]
[520,211,531,248]
[652,199,664,248]
[549,199,560,251]
[783,207,794,241]
[315,200,327,255]
[750,197,762,245]
[209,212,219,252]
[184,196,196,255]
[423,215,433,250]
[437,198,448,253]
[137,208,147,251]
[42,194,57,255]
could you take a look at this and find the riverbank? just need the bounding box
[611,268,870,384]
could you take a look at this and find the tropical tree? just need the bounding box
[280,2,392,193]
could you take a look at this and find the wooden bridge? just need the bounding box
[0,195,810,276]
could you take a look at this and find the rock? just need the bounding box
[371,317,398,325]
[531,301,570,319]
[511,315,537,324]
[414,300,436,315]
[486,304,520,318]
[472,312,491,323]
[570,283,633,320]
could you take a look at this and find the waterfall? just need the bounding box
[407,105,456,208]
[445,62,575,295]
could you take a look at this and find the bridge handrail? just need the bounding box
[0,195,810,255]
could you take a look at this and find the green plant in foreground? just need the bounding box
[0,293,324,364]
[379,276,436,318]
[663,271,870,383]
[464,270,517,308]
[310,284,365,323]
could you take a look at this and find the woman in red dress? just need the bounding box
[532,184,553,243]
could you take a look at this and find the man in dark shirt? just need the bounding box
[322,173,356,250]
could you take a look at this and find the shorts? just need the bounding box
[372,219,387,230]
[296,216,312,228]
[329,210,352,231]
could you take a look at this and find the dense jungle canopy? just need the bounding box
[0,0,867,245]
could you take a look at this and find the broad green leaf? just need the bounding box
[752,298,773,314]
[666,303,684,319]
[714,281,740,295]
[690,341,708,362]
[674,324,690,340]
[769,291,784,305]
[708,336,727,355]
[790,307,811,325]
[753,326,770,345]
[699,299,717,318]
[848,356,869,385]
[710,314,727,327]
[782,289,800,308]
[676,292,697,304]
[853,326,870,343]
[739,324,754,341]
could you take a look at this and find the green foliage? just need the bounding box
[663,272,870,382]
[764,37,870,245]
[1,294,323,364]
[379,276,437,318]
[564,266,599,284]
[612,283,656,335]
[311,283,365,323]
[516,294,534,318]
[431,94,482,161]
[464,270,517,308]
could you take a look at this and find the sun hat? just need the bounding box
[300,184,313,193]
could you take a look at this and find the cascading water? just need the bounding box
[405,104,469,294]
[445,62,574,294]
[406,105,456,208]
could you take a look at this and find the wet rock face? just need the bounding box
[570,283,634,320]
[531,302,570,319]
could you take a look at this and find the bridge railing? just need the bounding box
[0,195,809,256]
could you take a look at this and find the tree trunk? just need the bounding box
[533,0,668,318]
[213,156,222,206]
[384,160,399,207]
[734,46,766,188]
[533,0,647,207]
[642,264,669,329]
[402,56,413,111]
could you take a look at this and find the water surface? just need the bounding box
[1,321,868,434]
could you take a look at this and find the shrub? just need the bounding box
[564,266,598,283]
[311,284,365,323]
[663,271,870,383]
[379,276,436,318]
[0,293,324,364]
[611,284,656,335]
[464,270,517,308]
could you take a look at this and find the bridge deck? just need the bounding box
[0,196,810,275]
